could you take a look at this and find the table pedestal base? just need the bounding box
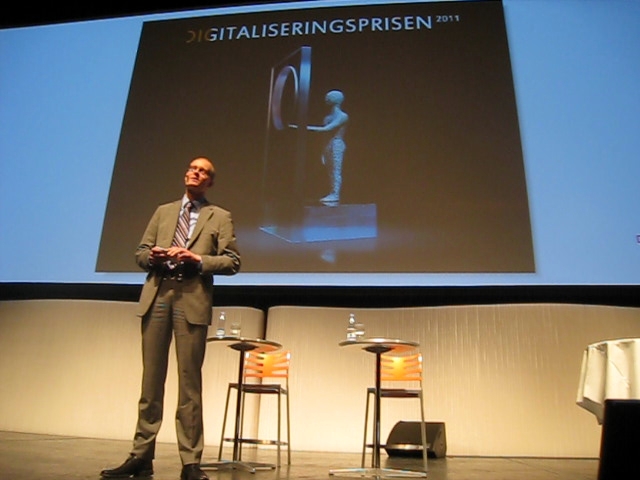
[329,467,427,478]
[201,459,275,473]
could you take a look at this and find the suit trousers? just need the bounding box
[131,278,208,465]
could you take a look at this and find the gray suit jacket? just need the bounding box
[134,199,241,325]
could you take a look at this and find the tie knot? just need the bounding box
[184,201,193,213]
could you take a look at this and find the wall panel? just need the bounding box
[0,300,638,457]
[263,304,640,456]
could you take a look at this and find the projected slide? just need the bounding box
[96,0,534,274]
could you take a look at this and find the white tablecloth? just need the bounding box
[576,338,640,424]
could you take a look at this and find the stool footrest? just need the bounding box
[223,437,288,447]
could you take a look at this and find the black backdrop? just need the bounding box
[2,283,639,312]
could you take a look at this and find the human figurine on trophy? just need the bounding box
[306,90,349,207]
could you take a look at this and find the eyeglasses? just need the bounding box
[188,166,211,176]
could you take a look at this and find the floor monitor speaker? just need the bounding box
[384,421,446,458]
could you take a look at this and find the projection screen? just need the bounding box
[1,0,639,288]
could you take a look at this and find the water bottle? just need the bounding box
[346,312,357,341]
[216,311,226,337]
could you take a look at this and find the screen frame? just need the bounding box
[2,0,639,308]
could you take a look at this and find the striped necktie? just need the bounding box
[172,202,192,248]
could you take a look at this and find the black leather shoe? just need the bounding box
[180,464,208,480]
[101,454,153,478]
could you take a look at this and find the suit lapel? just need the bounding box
[187,204,214,248]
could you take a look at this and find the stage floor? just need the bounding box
[0,431,598,480]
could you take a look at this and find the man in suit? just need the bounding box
[101,156,241,480]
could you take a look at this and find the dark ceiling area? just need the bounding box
[1,1,297,28]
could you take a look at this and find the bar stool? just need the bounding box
[361,352,427,472]
[218,350,291,466]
